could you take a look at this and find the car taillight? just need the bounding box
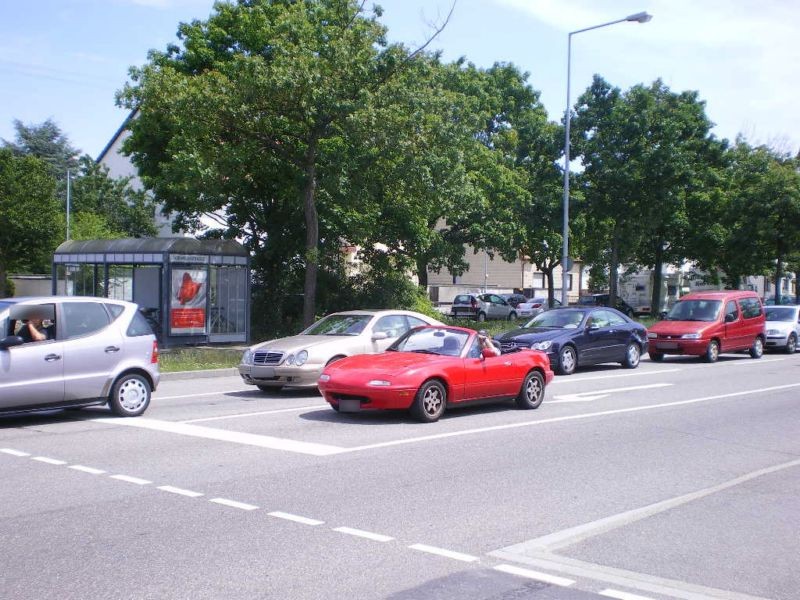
[151,340,159,364]
[532,303,542,308]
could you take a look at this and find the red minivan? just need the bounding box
[647,291,766,362]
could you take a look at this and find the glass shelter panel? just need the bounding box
[209,265,247,336]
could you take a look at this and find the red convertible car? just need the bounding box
[318,325,554,422]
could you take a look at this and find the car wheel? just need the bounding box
[749,336,764,359]
[410,379,447,423]
[649,352,665,362]
[476,312,486,322]
[786,333,797,354]
[621,343,641,369]
[109,374,151,417]
[515,370,544,409]
[508,312,517,321]
[557,346,577,375]
[704,340,720,363]
[257,384,283,392]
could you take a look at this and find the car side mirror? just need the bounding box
[371,331,389,341]
[724,313,736,323]
[0,335,24,350]
[586,323,600,332]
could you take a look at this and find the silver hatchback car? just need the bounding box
[0,297,160,417]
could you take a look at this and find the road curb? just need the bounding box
[160,367,239,381]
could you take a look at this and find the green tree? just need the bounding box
[1,118,80,182]
[119,0,451,326]
[0,149,63,297]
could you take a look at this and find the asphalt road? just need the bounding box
[1,351,799,600]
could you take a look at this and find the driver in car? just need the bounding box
[17,315,54,343]
[478,330,501,356]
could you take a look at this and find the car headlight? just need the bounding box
[295,350,308,366]
[647,332,657,339]
[319,374,331,382]
[241,349,252,364]
[531,340,552,350]
[766,329,780,335]
[681,333,701,339]
[284,353,295,365]
[368,379,391,386]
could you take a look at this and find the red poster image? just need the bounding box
[170,269,207,334]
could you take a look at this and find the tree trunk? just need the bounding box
[775,252,784,304]
[302,140,319,327]
[609,228,620,306]
[416,256,429,289]
[0,261,6,298]
[545,266,555,307]
[651,240,664,315]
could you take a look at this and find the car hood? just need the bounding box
[765,321,795,333]
[648,320,713,335]
[250,334,353,353]
[325,351,453,378]
[495,327,568,343]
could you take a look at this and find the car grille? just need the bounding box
[500,340,529,352]
[332,394,369,404]
[254,350,284,365]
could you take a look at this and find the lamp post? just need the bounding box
[561,11,652,305]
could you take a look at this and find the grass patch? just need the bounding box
[159,347,242,373]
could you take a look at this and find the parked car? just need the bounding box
[318,325,553,422]
[578,293,636,317]
[239,310,443,391]
[764,295,797,306]
[499,293,528,308]
[450,293,518,321]
[516,297,562,319]
[494,307,647,375]
[646,290,765,362]
[0,297,159,416]
[764,305,800,353]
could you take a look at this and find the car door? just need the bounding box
[721,300,741,351]
[603,310,632,360]
[0,302,64,408]
[61,301,124,401]
[489,295,509,319]
[738,297,765,350]
[462,337,516,399]
[579,309,616,364]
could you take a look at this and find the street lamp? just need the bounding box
[561,11,652,305]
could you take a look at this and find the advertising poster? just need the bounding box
[170,268,207,334]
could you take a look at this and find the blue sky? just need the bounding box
[2,0,798,160]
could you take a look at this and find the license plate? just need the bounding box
[257,366,275,377]
[338,399,361,412]
[657,342,678,350]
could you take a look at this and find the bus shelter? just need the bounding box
[52,238,249,347]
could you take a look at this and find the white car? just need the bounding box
[516,297,562,319]
[238,310,443,391]
[764,305,800,353]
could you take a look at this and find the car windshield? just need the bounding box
[524,310,585,329]
[389,327,469,356]
[453,295,474,304]
[302,314,372,336]
[765,307,796,322]
[665,299,721,322]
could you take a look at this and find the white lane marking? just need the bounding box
[550,369,681,384]
[0,448,30,457]
[110,474,152,485]
[343,383,800,453]
[551,383,672,403]
[182,405,326,423]
[332,527,394,542]
[32,456,67,465]
[158,485,204,498]
[93,417,346,456]
[494,564,574,586]
[599,590,655,600]
[69,465,106,475]
[502,456,800,555]
[409,544,479,563]
[268,511,324,526]
[210,498,259,511]
[154,389,251,400]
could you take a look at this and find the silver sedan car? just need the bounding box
[764,305,800,353]
[239,309,442,391]
[0,297,159,416]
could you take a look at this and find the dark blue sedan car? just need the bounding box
[494,307,648,375]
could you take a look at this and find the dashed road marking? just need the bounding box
[551,383,672,403]
[158,485,204,498]
[110,474,152,485]
[69,465,106,475]
[268,511,324,525]
[210,498,259,511]
[599,589,655,600]
[182,405,326,423]
[1,448,30,457]
[32,456,67,465]
[409,544,479,563]
[332,527,394,542]
[494,564,574,587]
